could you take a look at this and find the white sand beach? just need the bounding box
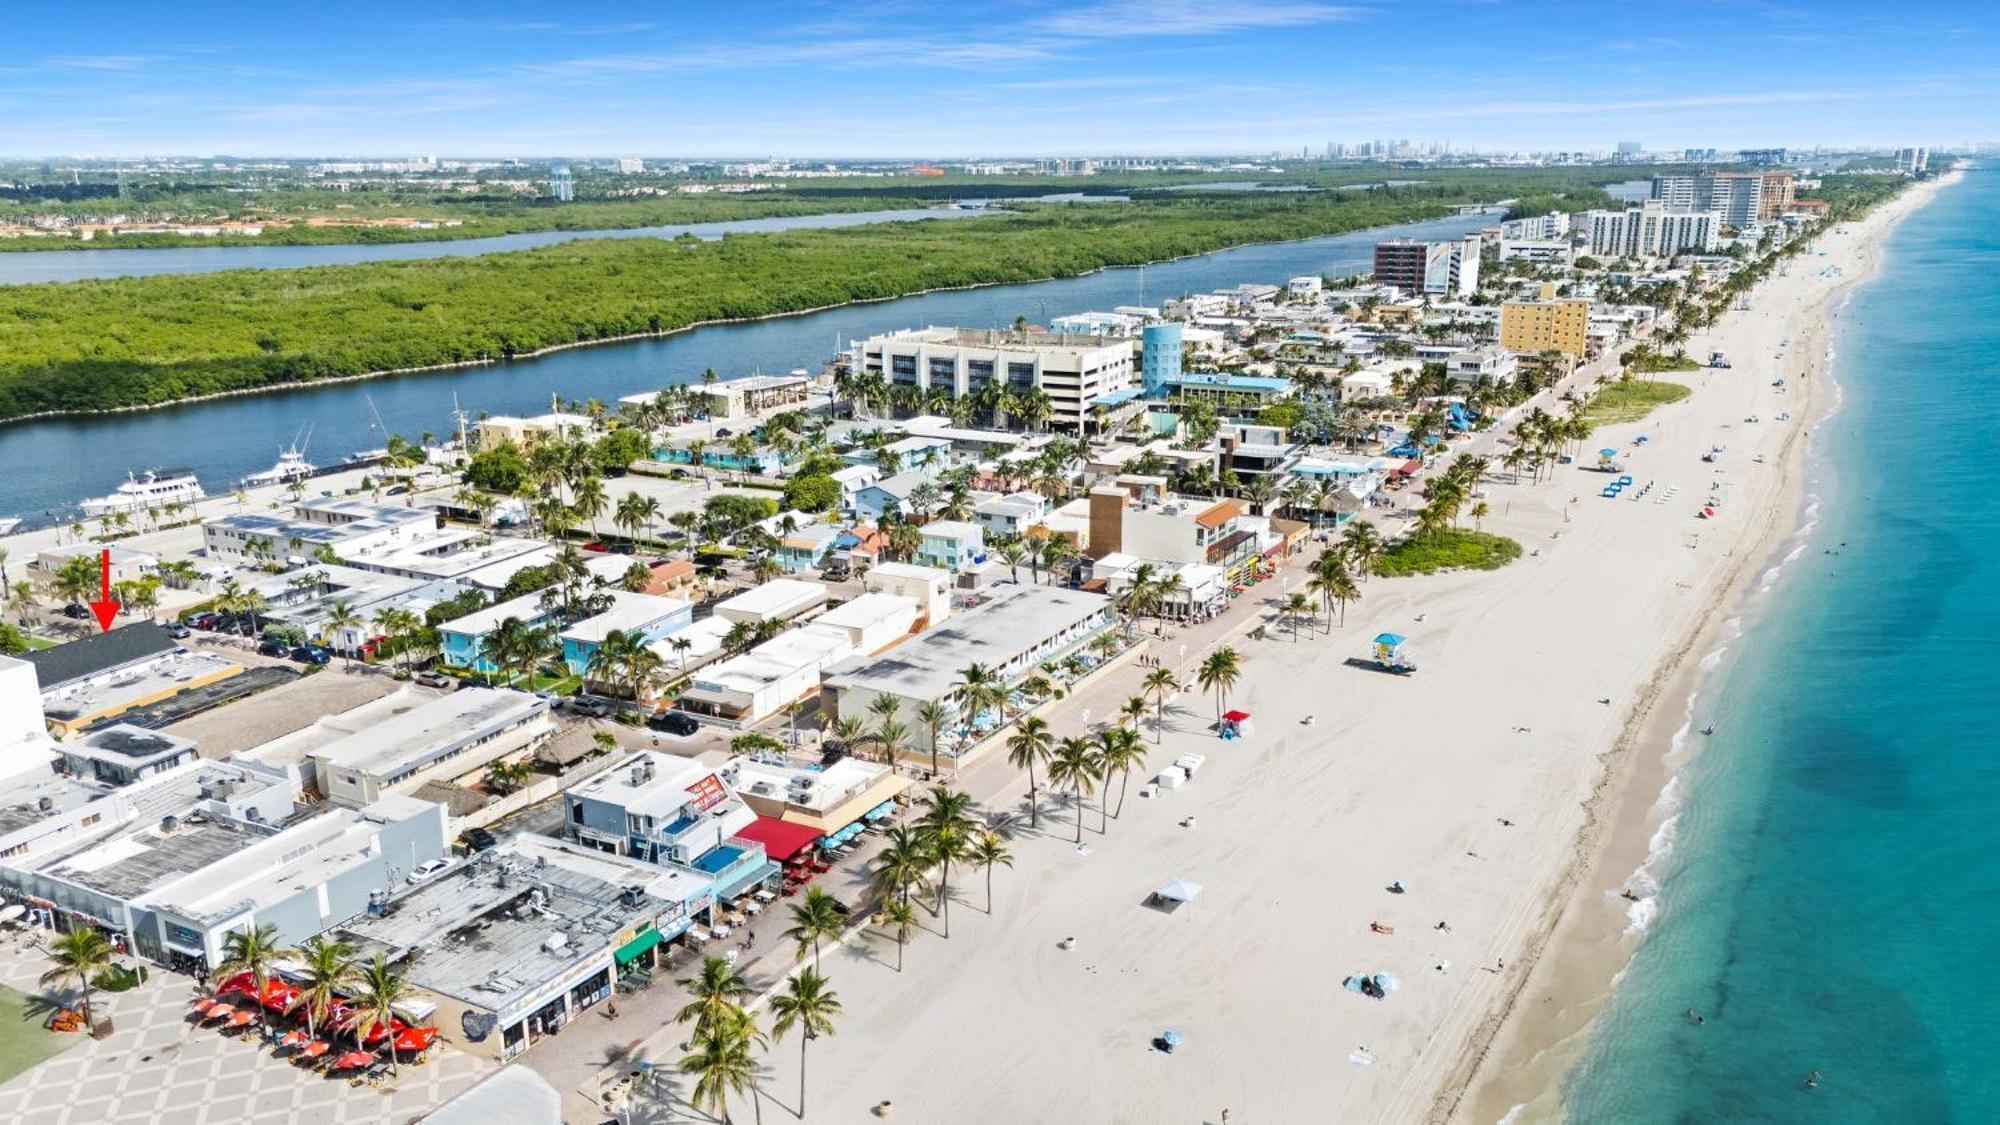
[589,176,1957,1125]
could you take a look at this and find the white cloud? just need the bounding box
[1035,0,1364,37]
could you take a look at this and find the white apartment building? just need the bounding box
[854,328,1136,431]
[1651,174,1763,228]
[1586,201,1720,259]
[1498,211,1572,241]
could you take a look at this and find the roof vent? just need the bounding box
[160,814,179,833]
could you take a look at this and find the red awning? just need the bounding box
[734,816,824,862]
[1223,710,1252,722]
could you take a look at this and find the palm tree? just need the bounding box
[1286,591,1314,640]
[1005,715,1054,828]
[1119,695,1148,731]
[1142,666,1178,743]
[970,830,1014,914]
[1096,726,1147,821]
[348,955,408,1072]
[869,825,934,908]
[873,720,908,774]
[955,661,1007,730]
[768,969,841,1119]
[40,928,115,1027]
[876,898,918,972]
[785,886,847,970]
[674,956,751,1039]
[291,935,356,1042]
[914,699,954,777]
[1338,519,1385,581]
[1197,647,1242,724]
[916,786,976,937]
[216,923,285,1044]
[320,600,362,662]
[1047,737,1103,844]
[680,1005,762,1125]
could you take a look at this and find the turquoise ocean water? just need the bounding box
[1563,167,2000,1122]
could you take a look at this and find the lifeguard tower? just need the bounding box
[1371,633,1417,674]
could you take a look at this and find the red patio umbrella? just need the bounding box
[203,1003,237,1022]
[331,1051,375,1071]
[189,996,216,1013]
[391,1026,438,1053]
[280,1029,310,1048]
[228,1010,256,1028]
[299,1040,331,1058]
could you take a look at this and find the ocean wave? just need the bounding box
[1498,1104,1526,1125]
[1621,812,1681,936]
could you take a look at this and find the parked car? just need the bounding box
[60,603,90,620]
[647,711,700,737]
[462,828,499,853]
[190,612,220,630]
[569,696,614,719]
[166,622,191,639]
[415,670,454,689]
[406,858,451,884]
[290,645,332,665]
[258,638,291,657]
[821,560,851,582]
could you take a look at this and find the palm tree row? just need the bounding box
[673,955,843,1122]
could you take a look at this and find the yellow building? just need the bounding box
[1500,297,1591,358]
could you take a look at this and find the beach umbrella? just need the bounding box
[204,1003,236,1022]
[189,996,216,1013]
[391,1026,438,1053]
[300,1040,331,1058]
[1161,1029,1183,1048]
[280,1029,309,1048]
[332,1051,375,1071]
[1599,448,1618,457]
[228,1010,255,1028]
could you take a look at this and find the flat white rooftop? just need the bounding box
[715,578,827,622]
[559,592,690,645]
[308,687,548,779]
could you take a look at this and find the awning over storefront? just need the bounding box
[715,860,781,901]
[614,927,664,966]
[734,816,824,863]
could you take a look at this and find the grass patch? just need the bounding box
[1376,529,1524,577]
[1584,379,1693,426]
[0,983,80,1086]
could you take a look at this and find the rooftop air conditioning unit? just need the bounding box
[542,931,569,954]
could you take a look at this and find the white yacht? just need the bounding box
[78,469,206,518]
[242,441,316,488]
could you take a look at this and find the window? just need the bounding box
[1008,362,1037,388]
[928,357,957,382]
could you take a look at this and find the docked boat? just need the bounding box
[243,430,317,488]
[78,469,206,518]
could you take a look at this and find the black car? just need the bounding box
[258,638,290,657]
[463,828,499,853]
[647,711,700,737]
[61,603,90,619]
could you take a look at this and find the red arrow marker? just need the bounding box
[87,548,119,634]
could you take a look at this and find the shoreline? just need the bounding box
[0,208,1468,433]
[1444,168,1958,1124]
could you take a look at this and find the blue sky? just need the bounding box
[0,0,1994,157]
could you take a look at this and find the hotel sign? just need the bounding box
[686,773,728,811]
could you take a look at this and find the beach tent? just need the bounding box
[1221,711,1253,739]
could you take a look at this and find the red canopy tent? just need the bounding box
[733,816,823,864]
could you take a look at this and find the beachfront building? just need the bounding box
[332,835,713,1062]
[853,327,1137,431]
[724,755,909,836]
[1163,372,1294,412]
[1500,297,1592,358]
[2,781,445,971]
[558,592,694,678]
[27,624,243,740]
[1372,237,1480,297]
[1651,173,1763,228]
[1444,345,1520,388]
[301,687,554,807]
[564,751,764,872]
[821,584,1114,755]
[1586,201,1720,259]
[1085,490,1267,580]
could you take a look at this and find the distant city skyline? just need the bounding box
[2,0,1994,158]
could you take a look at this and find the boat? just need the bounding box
[242,426,316,488]
[0,517,19,536]
[79,469,206,518]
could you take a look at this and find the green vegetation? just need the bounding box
[0,983,78,1085]
[0,175,1615,423]
[1374,529,1523,577]
[1584,379,1693,426]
